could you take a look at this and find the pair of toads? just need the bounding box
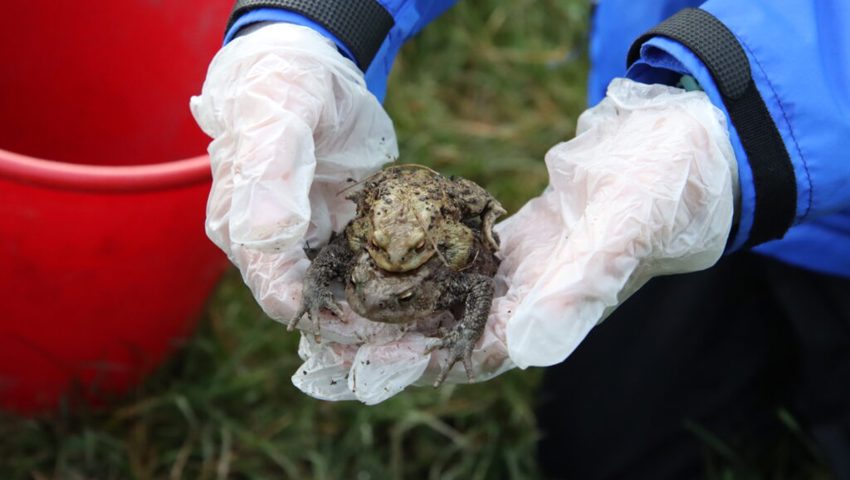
[290,165,505,386]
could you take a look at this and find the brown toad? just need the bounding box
[345,164,503,272]
[290,164,505,386]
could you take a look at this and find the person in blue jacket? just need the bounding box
[194,1,850,478]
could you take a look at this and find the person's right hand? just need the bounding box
[190,23,397,328]
[190,22,512,405]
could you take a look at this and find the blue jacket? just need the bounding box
[226,0,850,278]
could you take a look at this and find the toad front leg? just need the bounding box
[289,234,354,336]
[449,177,506,251]
[428,272,495,387]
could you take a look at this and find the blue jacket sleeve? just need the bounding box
[627,0,850,255]
[225,1,460,101]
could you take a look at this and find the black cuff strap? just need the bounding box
[627,8,796,247]
[226,0,394,70]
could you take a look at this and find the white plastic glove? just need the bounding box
[496,78,739,368]
[190,20,398,312]
[190,22,398,258]
[190,23,508,404]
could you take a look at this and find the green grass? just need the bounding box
[0,1,834,478]
[1,271,541,479]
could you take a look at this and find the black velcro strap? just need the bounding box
[226,0,394,70]
[627,8,796,247]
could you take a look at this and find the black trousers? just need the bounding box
[537,252,850,479]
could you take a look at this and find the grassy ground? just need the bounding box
[2,271,543,479]
[0,1,834,478]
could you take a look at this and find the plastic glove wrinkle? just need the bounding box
[505,79,737,369]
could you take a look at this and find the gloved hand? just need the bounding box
[497,78,739,368]
[189,23,411,402]
[190,22,509,405]
[190,23,398,259]
[189,24,396,330]
[190,22,511,405]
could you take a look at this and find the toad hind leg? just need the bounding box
[289,234,354,337]
[428,273,494,387]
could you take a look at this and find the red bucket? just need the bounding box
[0,1,232,413]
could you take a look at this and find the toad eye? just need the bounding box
[398,290,414,302]
[415,239,426,250]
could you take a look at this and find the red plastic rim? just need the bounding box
[0,148,212,193]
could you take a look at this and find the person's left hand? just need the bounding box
[476,78,739,370]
